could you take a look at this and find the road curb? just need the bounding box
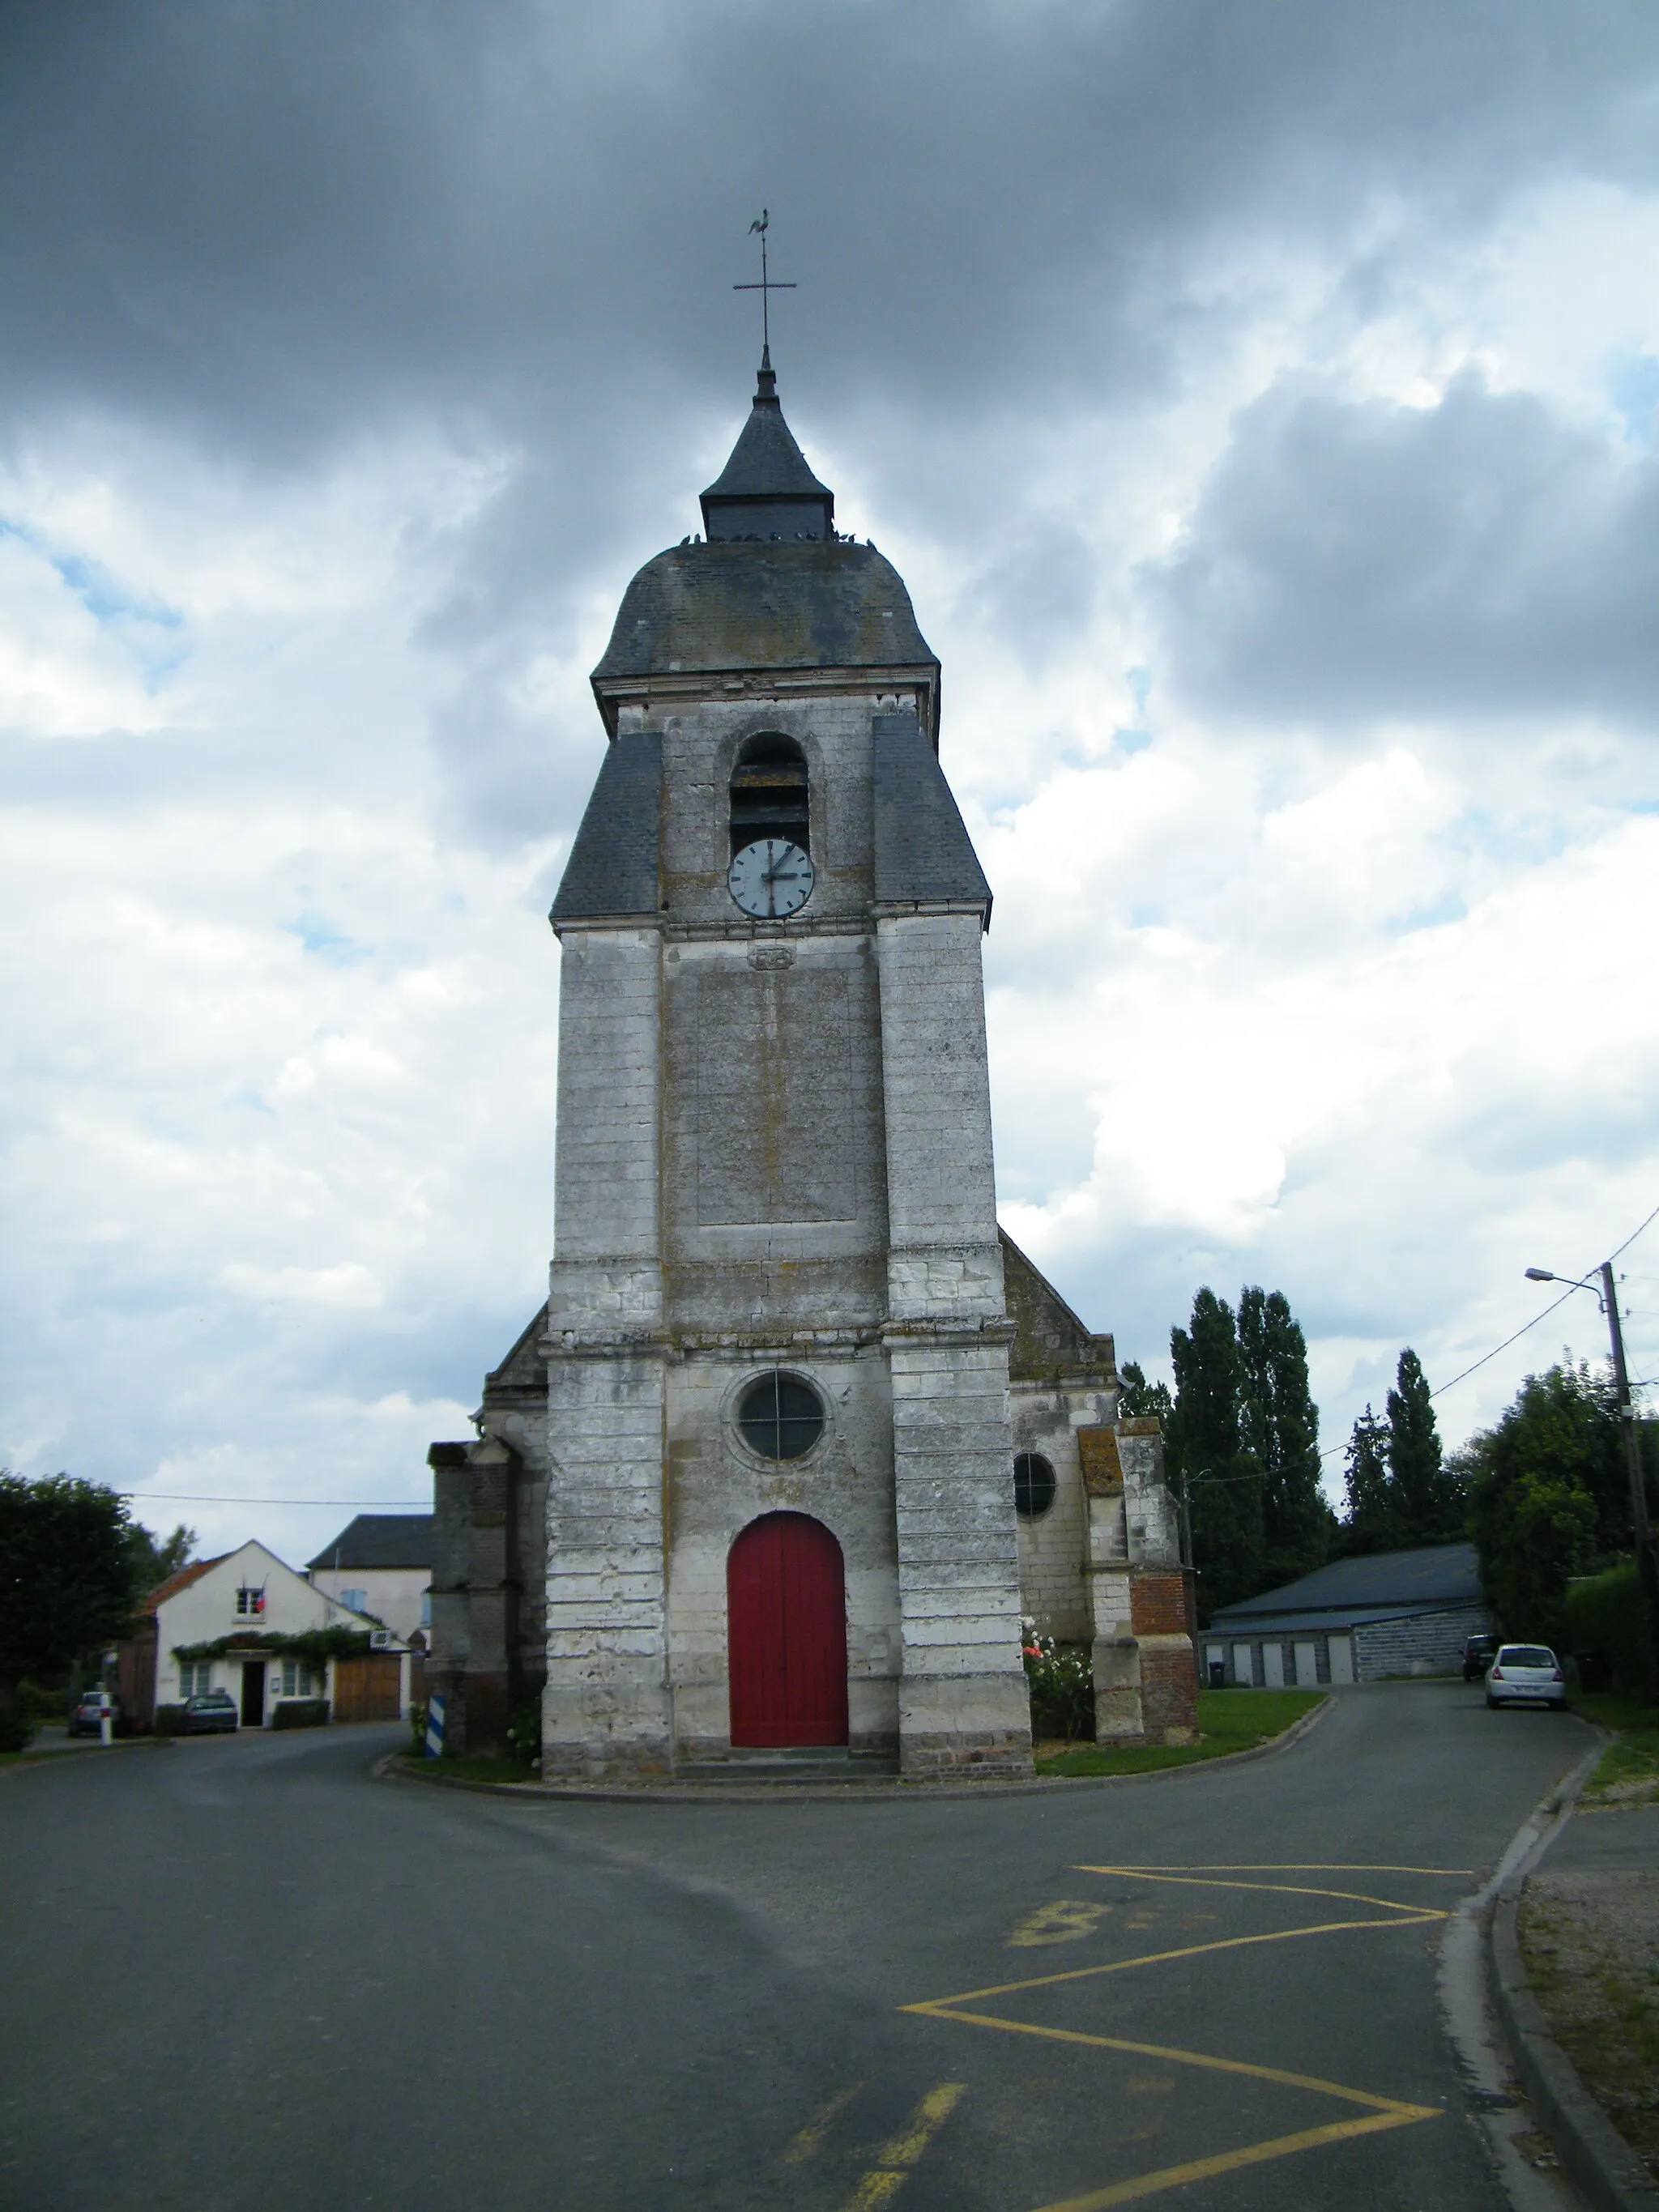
[1486,1738,1659,2212]
[0,1736,173,1777]
[376,1693,1332,1806]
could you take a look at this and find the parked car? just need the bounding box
[1461,1633,1500,1681]
[182,1691,239,1734]
[1485,1643,1566,1709]
[67,1690,123,1737]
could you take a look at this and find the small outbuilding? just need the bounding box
[1202,1541,1491,1689]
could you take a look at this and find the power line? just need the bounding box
[1427,1283,1580,1403]
[122,1491,429,1509]
[1610,1198,1659,1264]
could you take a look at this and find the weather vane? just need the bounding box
[733,209,796,356]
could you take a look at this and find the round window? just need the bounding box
[1013,1451,1056,1519]
[737,1371,825,1461]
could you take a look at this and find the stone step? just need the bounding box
[676,1747,899,1784]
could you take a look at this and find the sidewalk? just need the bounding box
[1520,1805,1659,2193]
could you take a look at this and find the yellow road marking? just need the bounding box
[835,2082,964,2212]
[1102,1862,1473,1876]
[906,1911,1441,2014]
[1073,1865,1452,1916]
[899,2002,1439,2115]
[784,2082,862,2166]
[1009,1899,1116,1948]
[899,1864,1450,2206]
[1025,2108,1434,2211]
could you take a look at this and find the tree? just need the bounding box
[1385,1349,1462,1542]
[1117,1362,1173,1426]
[1460,1360,1659,1644]
[0,1473,140,1749]
[1472,1472,1597,1647]
[1169,1289,1264,1621]
[126,1520,197,1593]
[1455,1362,1644,1558]
[1238,1285,1330,1587]
[1341,1405,1399,1554]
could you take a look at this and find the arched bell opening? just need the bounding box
[729,733,809,859]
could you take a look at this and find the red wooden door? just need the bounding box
[727,1513,848,1748]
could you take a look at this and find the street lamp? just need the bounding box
[1524,1259,1657,1689]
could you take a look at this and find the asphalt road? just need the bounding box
[0,1686,1592,2212]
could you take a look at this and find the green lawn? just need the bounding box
[1572,1689,1659,1806]
[1034,1687,1326,1779]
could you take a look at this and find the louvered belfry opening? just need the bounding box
[729,733,809,859]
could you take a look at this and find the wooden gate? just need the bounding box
[332,1652,403,1724]
[727,1513,848,1748]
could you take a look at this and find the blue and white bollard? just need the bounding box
[424,1694,446,1758]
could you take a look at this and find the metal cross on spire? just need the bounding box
[733,210,796,360]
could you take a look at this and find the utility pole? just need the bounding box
[1600,1260,1659,1692]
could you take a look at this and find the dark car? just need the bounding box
[1461,1634,1499,1681]
[182,1691,239,1734]
[68,1690,123,1737]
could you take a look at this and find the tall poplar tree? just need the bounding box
[1384,1349,1462,1542]
[1169,1289,1264,1621]
[1341,1406,1398,1554]
[1238,1285,1331,1587]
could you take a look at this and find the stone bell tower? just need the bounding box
[534,348,1034,1780]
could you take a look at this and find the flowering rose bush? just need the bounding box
[1021,1620,1095,1743]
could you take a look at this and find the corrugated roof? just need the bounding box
[1201,1601,1486,1639]
[1205,1541,1483,1628]
[305,1514,433,1572]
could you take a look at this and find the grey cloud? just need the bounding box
[6,0,1655,842]
[2,0,1654,469]
[1152,375,1659,731]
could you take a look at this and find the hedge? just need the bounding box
[271,1698,330,1730]
[1563,1562,1648,1692]
[152,1704,190,1735]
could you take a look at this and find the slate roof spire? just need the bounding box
[699,352,835,543]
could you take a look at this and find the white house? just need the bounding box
[305,1514,432,1647]
[128,1540,413,1728]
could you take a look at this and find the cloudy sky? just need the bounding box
[4,0,1657,1567]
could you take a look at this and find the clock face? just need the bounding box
[728,838,815,920]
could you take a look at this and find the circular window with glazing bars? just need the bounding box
[1013,1451,1056,1519]
[737,1371,825,1461]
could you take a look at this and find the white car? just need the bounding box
[1485,1643,1566,1709]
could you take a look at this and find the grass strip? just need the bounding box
[1570,1688,1659,1806]
[1034,1687,1325,1778]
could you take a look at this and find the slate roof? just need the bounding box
[1205,1541,1484,1633]
[872,710,992,925]
[701,362,832,505]
[548,730,662,926]
[305,1514,433,1573]
[591,539,937,719]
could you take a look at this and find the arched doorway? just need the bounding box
[727,1513,848,1748]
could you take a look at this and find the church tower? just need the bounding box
[538,350,1033,1779]
[424,354,1199,1779]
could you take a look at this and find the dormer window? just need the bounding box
[729,735,809,859]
